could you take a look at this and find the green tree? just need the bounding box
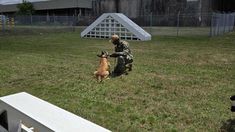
[17,0,35,15]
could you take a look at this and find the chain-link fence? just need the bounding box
[0,13,234,37]
[137,13,212,36]
[0,15,78,35]
[211,12,235,36]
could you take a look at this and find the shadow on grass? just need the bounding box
[221,119,235,132]
[109,71,131,78]
[110,64,133,78]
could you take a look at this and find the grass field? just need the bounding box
[0,32,235,131]
[1,26,210,36]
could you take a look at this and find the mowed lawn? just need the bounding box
[0,32,235,131]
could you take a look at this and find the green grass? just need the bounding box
[2,26,209,36]
[0,32,235,131]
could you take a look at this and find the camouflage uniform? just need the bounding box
[110,40,133,76]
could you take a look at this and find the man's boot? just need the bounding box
[126,63,132,71]
[112,56,125,77]
[231,95,235,112]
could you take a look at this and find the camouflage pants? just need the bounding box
[113,56,133,75]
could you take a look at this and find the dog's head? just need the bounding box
[97,51,109,58]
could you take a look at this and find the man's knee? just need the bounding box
[117,56,125,65]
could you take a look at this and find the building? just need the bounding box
[0,0,234,26]
[92,0,187,18]
[92,0,235,26]
[0,0,93,16]
[93,0,235,17]
[1,0,235,17]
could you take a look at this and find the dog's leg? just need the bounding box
[94,71,101,82]
[94,71,98,79]
[108,62,111,76]
[103,71,110,80]
[94,71,98,75]
[97,76,102,82]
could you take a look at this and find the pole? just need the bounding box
[210,13,213,37]
[30,15,33,25]
[150,12,153,35]
[0,15,2,32]
[177,11,180,37]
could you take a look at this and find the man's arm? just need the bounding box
[110,52,126,57]
[110,43,130,57]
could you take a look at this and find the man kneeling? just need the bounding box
[110,35,133,76]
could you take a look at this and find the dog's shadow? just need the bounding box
[221,119,235,132]
[109,73,120,78]
[109,71,129,78]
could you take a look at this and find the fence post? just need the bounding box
[0,15,3,32]
[53,14,55,24]
[217,13,220,35]
[219,13,223,35]
[233,13,235,31]
[232,12,235,31]
[225,13,229,33]
[223,13,226,34]
[7,17,10,29]
[150,12,152,35]
[210,13,214,37]
[228,13,231,32]
[230,13,234,31]
[11,17,15,31]
[177,11,180,37]
[30,15,33,25]
[229,13,233,32]
[72,15,75,32]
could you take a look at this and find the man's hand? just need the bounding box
[110,53,116,57]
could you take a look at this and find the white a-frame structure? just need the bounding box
[81,13,151,41]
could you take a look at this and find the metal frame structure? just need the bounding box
[81,13,151,41]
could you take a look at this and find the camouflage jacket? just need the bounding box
[112,40,133,60]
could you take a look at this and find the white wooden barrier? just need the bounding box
[0,92,111,132]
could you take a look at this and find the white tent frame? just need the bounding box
[81,13,151,41]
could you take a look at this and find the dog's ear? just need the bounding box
[104,51,108,55]
[102,51,108,56]
[97,54,102,57]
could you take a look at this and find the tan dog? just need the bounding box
[94,51,110,82]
